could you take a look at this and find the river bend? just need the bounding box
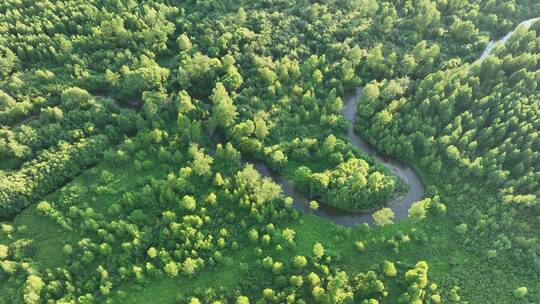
[249,17,539,227]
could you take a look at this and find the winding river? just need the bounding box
[252,88,424,227]
[249,17,539,227]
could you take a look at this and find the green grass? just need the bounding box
[8,206,70,269]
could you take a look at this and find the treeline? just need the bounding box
[0,135,109,218]
[0,87,144,218]
[0,88,142,167]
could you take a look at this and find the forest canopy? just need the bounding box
[0,0,539,303]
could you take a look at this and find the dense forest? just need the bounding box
[0,0,539,303]
[357,18,540,270]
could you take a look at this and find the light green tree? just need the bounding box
[408,199,429,220]
[313,242,325,259]
[383,260,397,277]
[164,261,178,278]
[372,208,394,226]
[293,255,308,268]
[181,195,197,211]
[177,33,192,51]
[309,200,319,211]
